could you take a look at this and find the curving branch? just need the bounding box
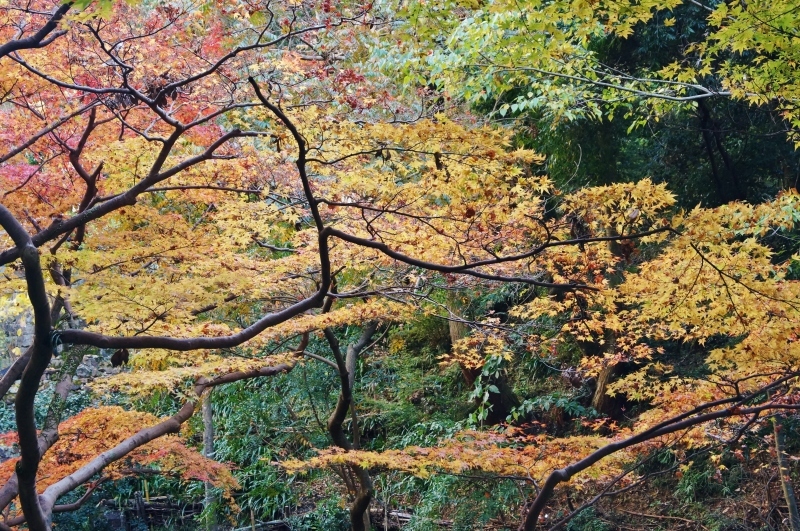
[61,107,105,248]
[39,87,336,356]
[0,348,32,402]
[144,185,264,196]
[37,400,197,513]
[520,376,800,530]
[0,128,256,267]
[0,3,71,59]
[0,302,81,516]
[0,347,87,514]
[249,77,325,231]
[0,102,98,166]
[58,291,323,350]
[325,227,603,290]
[35,335,309,522]
[0,206,52,530]
[322,322,377,531]
[488,64,735,103]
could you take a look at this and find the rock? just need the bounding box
[0,303,35,350]
[76,364,96,378]
[0,445,18,463]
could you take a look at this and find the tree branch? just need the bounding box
[520,379,800,530]
[0,102,97,165]
[0,128,252,266]
[0,206,52,530]
[36,336,310,518]
[0,3,71,59]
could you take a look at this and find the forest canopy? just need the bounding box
[0,0,798,530]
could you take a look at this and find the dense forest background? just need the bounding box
[0,0,798,530]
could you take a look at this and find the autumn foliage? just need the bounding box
[0,0,797,530]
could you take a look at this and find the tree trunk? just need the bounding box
[448,313,477,385]
[484,374,521,425]
[591,363,622,418]
[323,323,377,531]
[447,293,519,424]
[202,391,217,531]
[774,416,800,531]
[697,99,744,202]
[587,226,629,419]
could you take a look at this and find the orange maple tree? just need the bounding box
[0,1,797,530]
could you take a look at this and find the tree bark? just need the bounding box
[447,293,519,424]
[699,113,727,204]
[774,416,800,531]
[591,363,619,416]
[0,3,70,60]
[0,206,53,531]
[697,99,744,202]
[587,223,628,419]
[324,323,378,531]
[589,332,626,419]
[0,345,83,513]
[202,391,218,531]
[520,382,800,531]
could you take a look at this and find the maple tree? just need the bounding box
[0,0,797,530]
[385,0,800,208]
[388,0,800,137]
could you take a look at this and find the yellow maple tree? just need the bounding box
[0,1,797,530]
